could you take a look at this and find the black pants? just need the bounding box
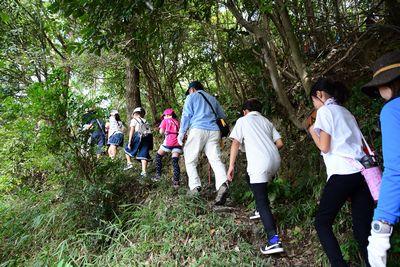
[250,182,277,240]
[315,172,374,267]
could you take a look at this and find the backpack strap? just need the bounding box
[96,119,106,136]
[198,91,218,119]
[165,119,179,135]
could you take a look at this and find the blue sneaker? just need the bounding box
[260,235,284,255]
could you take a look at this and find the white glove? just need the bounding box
[177,133,185,146]
[368,230,391,267]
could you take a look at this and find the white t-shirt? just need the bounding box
[108,116,124,136]
[229,111,281,184]
[313,102,365,180]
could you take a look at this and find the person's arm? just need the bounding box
[178,97,193,145]
[105,122,110,138]
[127,126,135,149]
[309,125,331,153]
[310,107,332,154]
[227,139,241,181]
[271,125,283,150]
[159,119,166,135]
[275,138,284,149]
[179,97,193,135]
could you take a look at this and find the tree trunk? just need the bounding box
[274,0,312,94]
[225,0,302,129]
[260,46,302,129]
[125,57,141,119]
[304,0,323,49]
[332,0,342,36]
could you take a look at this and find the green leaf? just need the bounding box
[0,11,11,23]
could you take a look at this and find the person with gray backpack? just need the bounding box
[124,107,153,177]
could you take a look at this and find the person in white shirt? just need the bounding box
[308,78,374,267]
[227,98,284,255]
[106,110,124,159]
[124,107,153,177]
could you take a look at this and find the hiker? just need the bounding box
[87,119,107,158]
[106,110,124,159]
[82,109,107,157]
[227,98,284,255]
[124,107,153,177]
[361,50,400,267]
[153,108,182,188]
[308,78,374,266]
[178,81,229,205]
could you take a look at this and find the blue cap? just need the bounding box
[186,81,204,95]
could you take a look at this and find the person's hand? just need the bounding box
[308,124,315,133]
[227,166,234,182]
[128,144,131,150]
[368,230,391,267]
[178,133,185,146]
[304,109,317,130]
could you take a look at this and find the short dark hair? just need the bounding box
[188,81,204,91]
[242,98,262,112]
[310,77,349,105]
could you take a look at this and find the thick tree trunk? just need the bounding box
[274,0,312,94]
[125,57,141,118]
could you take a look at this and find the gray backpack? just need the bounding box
[134,118,151,137]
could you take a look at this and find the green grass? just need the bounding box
[0,178,274,266]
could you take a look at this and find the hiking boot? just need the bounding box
[187,186,201,197]
[214,182,229,206]
[260,235,284,255]
[123,163,133,171]
[152,174,161,182]
[250,210,260,220]
[172,179,180,189]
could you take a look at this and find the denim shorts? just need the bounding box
[108,132,124,147]
[136,139,152,161]
[160,145,183,154]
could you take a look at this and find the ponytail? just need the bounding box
[115,113,122,122]
[310,77,349,105]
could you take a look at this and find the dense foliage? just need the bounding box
[1,0,400,266]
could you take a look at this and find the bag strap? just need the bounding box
[361,133,374,156]
[198,92,218,119]
[345,157,365,171]
[166,119,179,135]
[96,119,106,136]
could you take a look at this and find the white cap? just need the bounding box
[110,110,119,116]
[133,107,142,113]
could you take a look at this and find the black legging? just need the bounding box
[250,182,277,240]
[315,172,374,267]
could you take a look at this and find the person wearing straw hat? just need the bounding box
[362,50,400,267]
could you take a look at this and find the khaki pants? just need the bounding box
[184,128,227,190]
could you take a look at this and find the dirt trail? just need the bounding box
[212,203,319,266]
